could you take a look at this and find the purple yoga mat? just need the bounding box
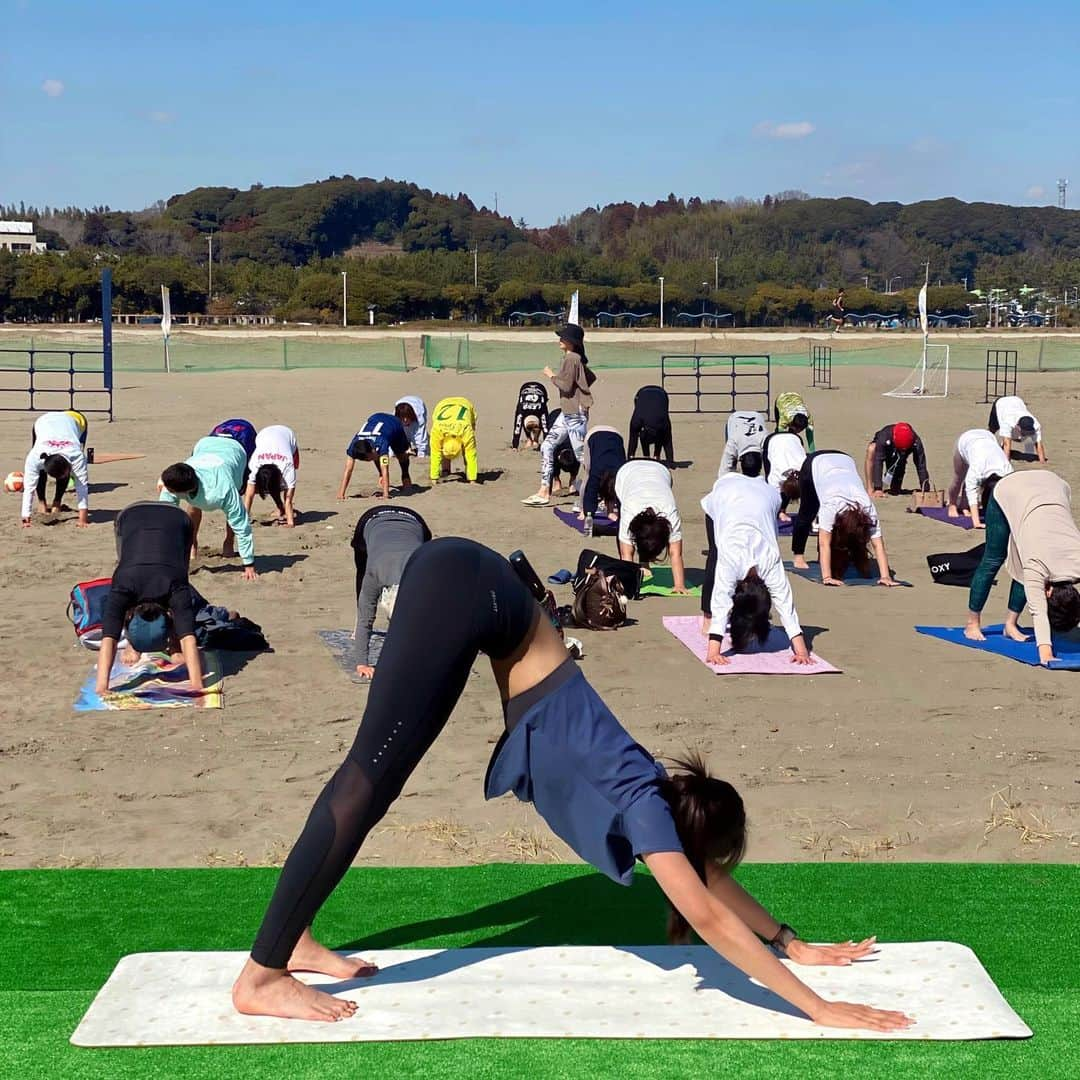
[914,506,974,530]
[663,615,841,675]
[552,507,617,536]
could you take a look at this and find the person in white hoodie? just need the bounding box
[947,428,1013,529]
[700,473,812,666]
[394,396,429,457]
[20,410,90,528]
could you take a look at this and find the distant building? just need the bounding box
[0,221,46,254]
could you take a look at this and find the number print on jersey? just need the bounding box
[743,419,759,437]
[437,404,469,422]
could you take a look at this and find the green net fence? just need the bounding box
[0,332,408,373]
[1,330,1077,375]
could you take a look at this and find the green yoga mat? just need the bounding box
[639,566,704,597]
[2,864,1074,1078]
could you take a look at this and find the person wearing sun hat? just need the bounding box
[988,395,1047,462]
[522,323,595,506]
[95,501,204,695]
[430,396,479,482]
[863,421,930,498]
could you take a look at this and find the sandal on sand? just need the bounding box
[521,494,550,507]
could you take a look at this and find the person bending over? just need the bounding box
[210,417,257,461]
[719,410,767,475]
[578,425,626,520]
[551,438,581,497]
[95,502,203,694]
[394,396,429,457]
[701,473,811,666]
[522,323,594,506]
[338,413,413,501]
[762,431,807,521]
[628,385,674,463]
[430,396,479,483]
[988,395,1047,463]
[947,428,1013,529]
[965,470,1080,665]
[864,422,929,498]
[21,409,90,528]
[511,381,550,450]
[245,424,299,527]
[613,459,687,592]
[350,505,431,679]
[791,451,898,587]
[774,392,815,452]
[232,537,911,1034]
[159,432,257,580]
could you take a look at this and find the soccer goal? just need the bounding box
[884,343,949,398]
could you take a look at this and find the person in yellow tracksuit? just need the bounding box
[430,396,479,483]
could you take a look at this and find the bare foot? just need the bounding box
[1003,625,1030,643]
[964,625,986,642]
[288,929,379,980]
[232,957,358,1022]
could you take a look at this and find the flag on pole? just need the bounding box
[918,283,928,335]
[568,289,579,325]
[161,285,172,339]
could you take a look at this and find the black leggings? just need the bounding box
[250,538,537,968]
[791,452,828,557]
[701,515,717,618]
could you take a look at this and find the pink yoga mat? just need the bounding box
[663,615,841,675]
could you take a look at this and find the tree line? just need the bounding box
[3,178,1079,325]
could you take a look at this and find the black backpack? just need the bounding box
[926,544,987,587]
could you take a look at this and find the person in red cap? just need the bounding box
[863,422,930,498]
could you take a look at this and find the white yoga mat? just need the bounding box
[71,943,1030,1046]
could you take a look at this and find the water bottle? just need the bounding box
[584,513,593,537]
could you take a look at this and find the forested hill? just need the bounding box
[3,179,1080,323]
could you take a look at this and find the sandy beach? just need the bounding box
[1,358,1077,870]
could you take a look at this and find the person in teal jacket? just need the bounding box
[159,435,257,579]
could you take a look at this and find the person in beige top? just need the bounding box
[965,470,1080,664]
[522,323,596,506]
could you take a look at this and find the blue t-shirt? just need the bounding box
[485,666,683,885]
[347,413,408,459]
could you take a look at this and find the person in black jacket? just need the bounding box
[95,502,203,694]
[863,422,930,497]
[511,381,550,450]
[628,385,674,462]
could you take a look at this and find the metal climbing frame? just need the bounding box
[0,270,114,420]
[981,349,1017,403]
[810,344,833,389]
[661,354,771,414]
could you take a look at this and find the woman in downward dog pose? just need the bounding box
[613,458,687,592]
[947,428,1013,529]
[762,431,807,521]
[701,473,811,666]
[244,424,300,527]
[791,451,899,587]
[20,409,91,528]
[232,537,911,1033]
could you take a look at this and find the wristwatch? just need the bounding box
[770,923,798,953]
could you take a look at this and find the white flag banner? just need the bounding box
[161,285,172,339]
[918,284,928,335]
[568,290,579,325]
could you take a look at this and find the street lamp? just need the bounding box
[658,276,665,329]
[342,271,348,328]
[886,275,902,294]
[713,255,719,291]
[207,233,213,302]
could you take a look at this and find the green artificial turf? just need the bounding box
[1,863,1077,1079]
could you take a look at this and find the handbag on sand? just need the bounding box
[910,488,945,510]
[574,548,643,601]
[572,566,628,630]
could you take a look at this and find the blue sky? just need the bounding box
[3,0,1077,225]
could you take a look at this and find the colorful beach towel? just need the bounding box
[915,624,1080,670]
[75,652,222,711]
[663,615,840,674]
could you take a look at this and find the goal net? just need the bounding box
[884,343,949,398]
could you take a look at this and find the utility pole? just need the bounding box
[473,246,478,288]
[494,192,498,214]
[658,276,665,329]
[342,271,347,327]
[713,254,719,291]
[207,233,213,301]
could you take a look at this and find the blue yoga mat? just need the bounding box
[915,624,1080,670]
[783,562,912,587]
